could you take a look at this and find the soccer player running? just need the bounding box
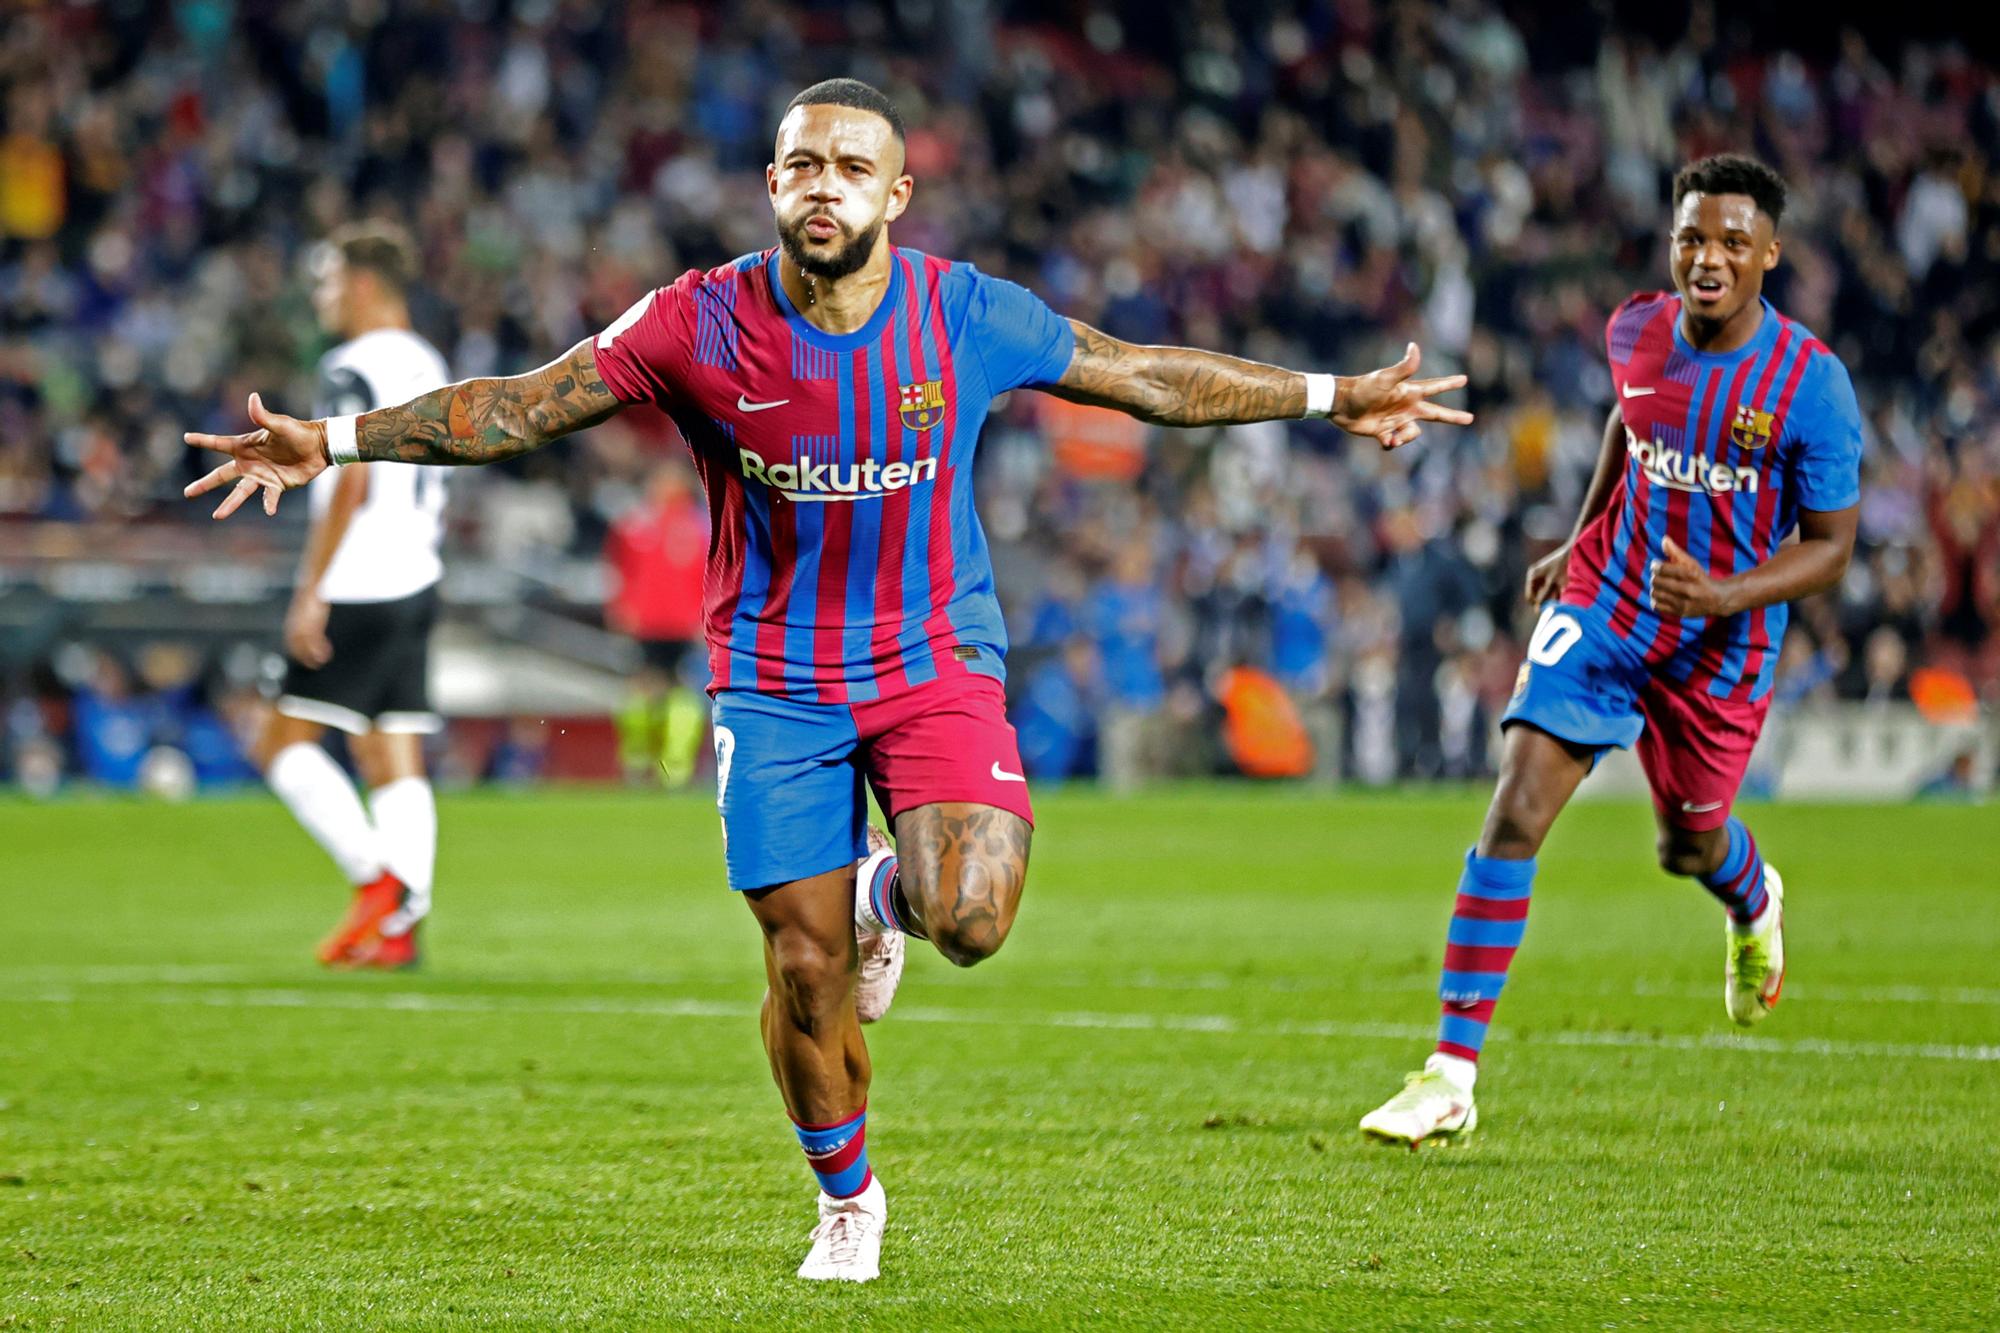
[1360,155,1864,1149]
[184,79,1472,1280]
[253,223,452,970]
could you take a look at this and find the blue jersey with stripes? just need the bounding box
[1566,293,1864,702]
[592,248,1075,700]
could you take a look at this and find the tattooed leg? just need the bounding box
[892,803,1032,968]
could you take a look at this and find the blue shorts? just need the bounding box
[1503,602,1769,829]
[1501,602,1648,752]
[711,676,1033,891]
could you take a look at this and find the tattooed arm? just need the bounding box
[184,341,623,519]
[1044,320,1473,447]
[351,340,620,465]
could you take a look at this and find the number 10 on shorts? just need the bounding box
[1527,606,1583,667]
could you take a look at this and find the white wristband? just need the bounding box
[325,414,360,465]
[1303,373,1339,419]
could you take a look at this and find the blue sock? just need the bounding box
[1436,850,1536,1063]
[1699,818,1769,925]
[793,1107,871,1199]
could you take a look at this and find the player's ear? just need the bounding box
[767,163,779,202]
[885,173,913,224]
[1763,235,1782,272]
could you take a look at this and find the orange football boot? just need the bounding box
[347,925,421,971]
[317,872,408,966]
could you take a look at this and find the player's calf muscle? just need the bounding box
[895,804,1031,966]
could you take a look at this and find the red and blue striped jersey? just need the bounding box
[592,248,1075,701]
[1566,292,1863,702]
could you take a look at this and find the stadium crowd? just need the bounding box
[2,0,1996,787]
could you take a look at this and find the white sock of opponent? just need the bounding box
[370,776,436,933]
[266,742,387,886]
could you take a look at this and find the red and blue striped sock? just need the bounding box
[867,851,905,934]
[1699,818,1769,925]
[858,844,926,938]
[793,1106,871,1199]
[1436,850,1536,1063]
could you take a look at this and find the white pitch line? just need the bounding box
[4,963,1999,1008]
[6,985,1998,1064]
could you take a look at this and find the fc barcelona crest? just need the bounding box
[1729,404,1775,450]
[899,380,946,431]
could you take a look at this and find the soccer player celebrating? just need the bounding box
[1359,155,1863,1149]
[185,79,1471,1279]
[253,223,452,970]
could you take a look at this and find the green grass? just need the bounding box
[2,788,1996,1330]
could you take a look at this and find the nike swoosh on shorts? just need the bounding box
[991,762,1026,783]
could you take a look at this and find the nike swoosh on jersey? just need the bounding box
[1681,800,1726,813]
[1621,384,1657,398]
[737,394,790,412]
[990,762,1027,783]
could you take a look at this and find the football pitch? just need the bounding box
[4,789,1995,1330]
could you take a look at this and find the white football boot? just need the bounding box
[854,825,905,1024]
[1725,865,1786,1027]
[797,1175,887,1282]
[1359,1060,1478,1150]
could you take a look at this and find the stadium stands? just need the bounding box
[1,2,1994,789]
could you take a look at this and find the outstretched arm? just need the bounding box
[1043,321,1472,446]
[348,340,620,466]
[185,340,623,519]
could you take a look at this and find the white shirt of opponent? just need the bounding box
[308,328,453,604]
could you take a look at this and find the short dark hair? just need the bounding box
[1672,154,1788,227]
[784,78,905,144]
[326,221,418,295]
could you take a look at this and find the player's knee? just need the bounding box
[931,915,1007,968]
[929,861,1019,967]
[766,930,852,1027]
[1479,806,1546,860]
[352,750,392,791]
[1655,830,1717,878]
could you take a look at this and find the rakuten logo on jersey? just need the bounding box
[737,448,938,503]
[1625,427,1759,496]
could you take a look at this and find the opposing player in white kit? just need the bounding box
[252,223,452,969]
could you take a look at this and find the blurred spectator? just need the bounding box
[1015,637,1102,782]
[1086,541,1172,789]
[605,460,709,786]
[70,652,150,787]
[1381,507,1481,778]
[485,717,553,787]
[1859,625,1913,704]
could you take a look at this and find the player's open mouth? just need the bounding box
[1690,276,1728,302]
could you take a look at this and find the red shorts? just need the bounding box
[853,673,1035,826]
[1634,676,1769,831]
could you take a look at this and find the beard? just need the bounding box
[777,210,883,281]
